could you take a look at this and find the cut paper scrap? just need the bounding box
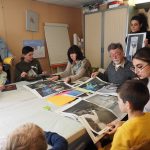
[46,95,76,106]
[43,106,51,111]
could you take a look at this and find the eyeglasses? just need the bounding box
[130,64,150,72]
[110,52,122,58]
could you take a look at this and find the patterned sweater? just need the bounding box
[60,58,92,82]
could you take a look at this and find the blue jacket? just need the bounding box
[44,132,68,150]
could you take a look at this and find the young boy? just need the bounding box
[1,123,68,150]
[110,80,150,150]
[0,56,7,90]
[15,46,44,82]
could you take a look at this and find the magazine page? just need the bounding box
[77,77,110,93]
[78,110,111,143]
[24,80,72,98]
[65,77,90,87]
[97,84,118,96]
[57,98,118,143]
[79,116,104,143]
[56,98,83,119]
[79,111,122,143]
[24,80,54,90]
[56,95,125,143]
[56,98,118,121]
[59,89,84,97]
[83,93,126,119]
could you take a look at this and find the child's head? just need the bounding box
[4,123,47,150]
[117,80,149,112]
[22,46,34,62]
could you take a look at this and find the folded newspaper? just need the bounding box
[57,93,126,143]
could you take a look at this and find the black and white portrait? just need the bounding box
[126,32,146,61]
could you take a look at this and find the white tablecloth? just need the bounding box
[0,81,89,149]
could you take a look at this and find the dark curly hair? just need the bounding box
[131,13,148,32]
[67,45,84,64]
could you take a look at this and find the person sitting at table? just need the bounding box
[129,13,150,47]
[100,80,150,150]
[49,45,92,83]
[1,123,68,150]
[0,55,7,90]
[15,46,45,82]
[91,43,135,85]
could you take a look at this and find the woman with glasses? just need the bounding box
[132,47,150,112]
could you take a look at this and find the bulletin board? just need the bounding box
[44,23,70,65]
[23,40,45,58]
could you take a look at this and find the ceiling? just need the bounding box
[35,0,100,8]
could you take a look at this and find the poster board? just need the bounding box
[23,40,45,58]
[44,23,70,65]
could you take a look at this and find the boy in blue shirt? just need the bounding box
[1,123,68,150]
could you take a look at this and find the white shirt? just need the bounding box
[113,60,125,71]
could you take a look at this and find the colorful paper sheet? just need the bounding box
[46,95,75,106]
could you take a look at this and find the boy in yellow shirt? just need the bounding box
[109,80,150,150]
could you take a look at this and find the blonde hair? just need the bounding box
[4,123,47,150]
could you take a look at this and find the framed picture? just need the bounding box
[26,10,39,32]
[126,32,146,61]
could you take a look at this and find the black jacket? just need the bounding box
[15,58,42,82]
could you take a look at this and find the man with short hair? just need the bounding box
[15,46,43,82]
[91,43,135,85]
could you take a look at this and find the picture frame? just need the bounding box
[26,10,39,32]
[126,32,146,61]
